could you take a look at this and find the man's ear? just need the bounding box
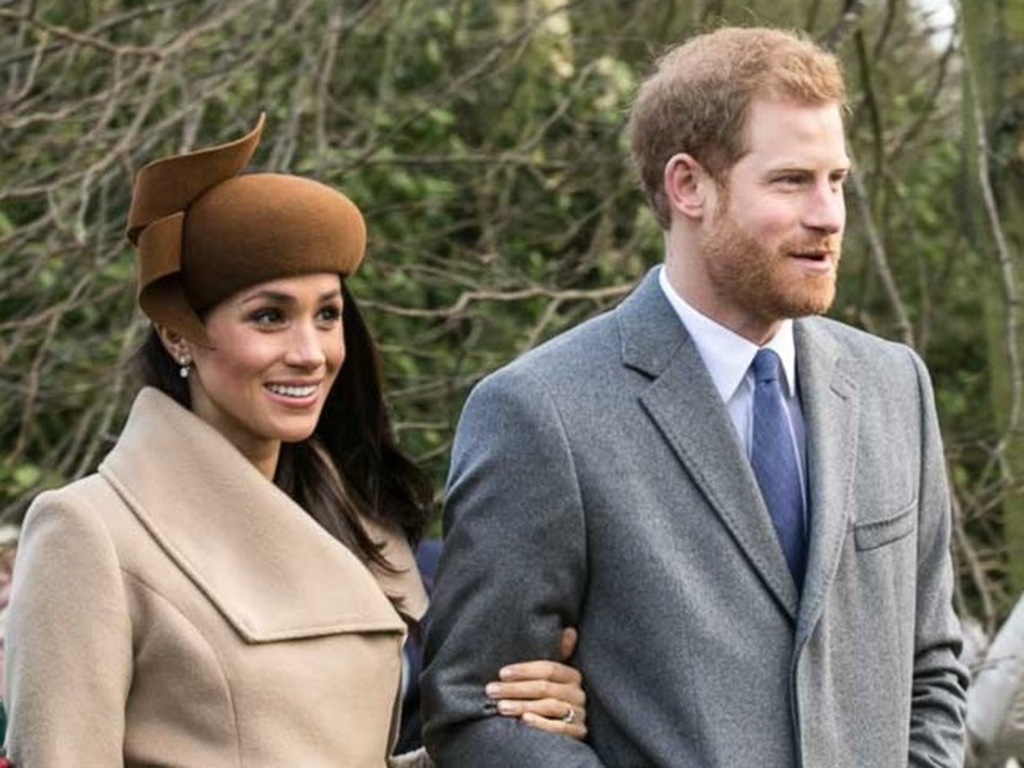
[664,153,713,221]
[154,324,192,364]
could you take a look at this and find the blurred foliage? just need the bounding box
[2,0,1023,625]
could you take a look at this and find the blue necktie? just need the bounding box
[750,349,807,589]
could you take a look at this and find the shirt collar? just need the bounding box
[658,265,797,401]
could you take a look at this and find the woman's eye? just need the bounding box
[250,308,284,326]
[317,305,342,323]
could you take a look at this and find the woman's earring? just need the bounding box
[178,355,192,379]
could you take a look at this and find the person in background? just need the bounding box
[964,601,1024,767]
[4,114,586,768]
[398,539,443,754]
[423,26,967,767]
[0,524,17,746]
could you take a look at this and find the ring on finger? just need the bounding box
[561,705,576,725]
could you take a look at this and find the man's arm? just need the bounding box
[907,349,969,766]
[422,366,607,767]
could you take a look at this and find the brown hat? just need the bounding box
[126,113,366,346]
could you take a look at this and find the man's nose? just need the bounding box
[804,180,845,235]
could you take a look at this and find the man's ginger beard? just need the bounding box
[697,184,841,324]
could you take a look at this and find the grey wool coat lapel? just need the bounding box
[794,320,859,642]
[619,272,800,619]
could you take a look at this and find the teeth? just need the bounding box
[266,384,316,398]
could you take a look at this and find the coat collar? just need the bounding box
[618,268,687,378]
[99,388,426,643]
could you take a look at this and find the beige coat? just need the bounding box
[5,387,429,768]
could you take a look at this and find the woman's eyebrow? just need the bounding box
[240,290,294,305]
[239,288,341,305]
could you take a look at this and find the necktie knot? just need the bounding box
[752,348,782,385]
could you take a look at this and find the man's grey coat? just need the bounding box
[422,269,967,767]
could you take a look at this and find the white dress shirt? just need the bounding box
[658,266,808,504]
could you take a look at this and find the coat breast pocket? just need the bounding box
[853,500,917,551]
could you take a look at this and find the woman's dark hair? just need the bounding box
[133,281,433,569]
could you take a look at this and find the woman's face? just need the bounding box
[183,272,345,473]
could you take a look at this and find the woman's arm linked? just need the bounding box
[392,627,587,767]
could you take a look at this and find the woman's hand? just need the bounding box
[484,628,587,740]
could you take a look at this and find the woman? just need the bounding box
[4,115,585,767]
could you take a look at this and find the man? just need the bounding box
[422,26,967,767]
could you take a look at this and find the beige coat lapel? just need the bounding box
[99,388,426,642]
